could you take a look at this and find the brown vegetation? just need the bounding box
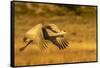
[13,2,97,66]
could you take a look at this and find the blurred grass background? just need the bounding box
[14,2,97,66]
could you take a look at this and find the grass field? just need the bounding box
[13,2,97,66]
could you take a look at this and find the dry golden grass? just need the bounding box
[13,2,97,66]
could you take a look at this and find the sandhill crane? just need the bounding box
[19,23,69,51]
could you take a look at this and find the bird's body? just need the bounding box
[19,23,69,51]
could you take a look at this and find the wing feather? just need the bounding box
[24,24,48,49]
[56,37,68,49]
[23,23,68,50]
[48,24,61,32]
[37,25,48,49]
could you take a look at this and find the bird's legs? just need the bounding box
[19,40,33,52]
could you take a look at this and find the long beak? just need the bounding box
[19,40,33,52]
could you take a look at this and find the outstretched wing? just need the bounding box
[46,24,68,49]
[48,24,61,32]
[56,36,69,49]
[37,26,49,50]
[46,24,61,37]
[20,24,48,51]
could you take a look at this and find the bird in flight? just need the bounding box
[19,23,69,51]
